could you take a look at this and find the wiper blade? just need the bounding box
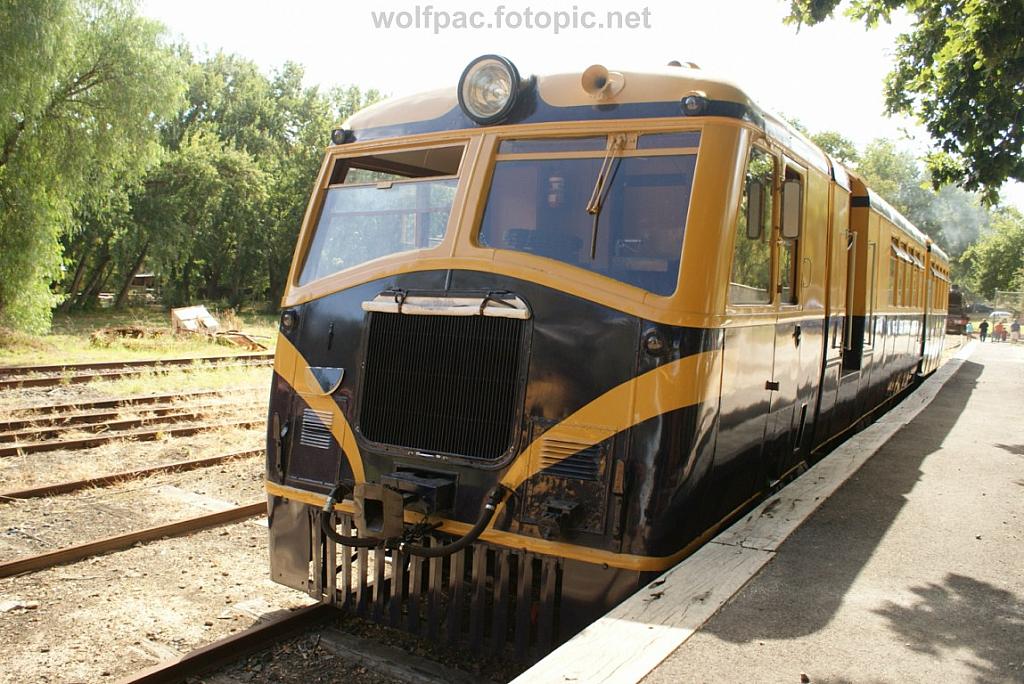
[585,134,625,215]
[585,134,625,259]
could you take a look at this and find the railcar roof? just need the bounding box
[342,62,942,260]
[343,65,831,173]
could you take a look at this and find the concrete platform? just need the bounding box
[517,341,1024,683]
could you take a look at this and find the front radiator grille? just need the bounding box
[360,313,525,460]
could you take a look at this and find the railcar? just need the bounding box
[265,56,949,658]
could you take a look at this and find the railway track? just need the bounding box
[0,500,266,578]
[5,387,257,419]
[1,390,262,432]
[0,418,263,457]
[0,353,274,390]
[117,603,335,684]
[0,448,261,501]
[0,400,261,443]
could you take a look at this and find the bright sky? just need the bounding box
[141,0,1024,210]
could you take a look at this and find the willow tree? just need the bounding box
[0,0,182,331]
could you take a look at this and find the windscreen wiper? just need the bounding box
[585,134,625,259]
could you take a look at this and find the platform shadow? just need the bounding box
[702,360,983,644]
[872,573,1024,682]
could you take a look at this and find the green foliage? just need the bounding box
[959,207,1024,298]
[784,0,1024,203]
[0,0,183,331]
[809,131,860,164]
[60,50,381,314]
[854,139,989,259]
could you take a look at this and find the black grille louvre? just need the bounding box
[360,312,525,460]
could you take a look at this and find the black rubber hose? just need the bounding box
[319,484,384,548]
[403,485,508,558]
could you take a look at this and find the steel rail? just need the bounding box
[0,501,266,578]
[116,603,335,684]
[0,449,262,502]
[5,387,260,419]
[0,397,260,432]
[0,352,273,377]
[0,419,263,457]
[0,402,261,443]
[0,359,273,390]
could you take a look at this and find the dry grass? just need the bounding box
[0,308,278,367]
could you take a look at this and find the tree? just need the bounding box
[855,139,989,259]
[958,207,1024,298]
[810,131,859,165]
[0,0,182,331]
[785,0,1024,203]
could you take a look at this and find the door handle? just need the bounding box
[793,324,801,346]
[765,380,780,391]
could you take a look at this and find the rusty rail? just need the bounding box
[0,419,262,457]
[0,395,261,433]
[0,502,266,578]
[0,358,273,390]
[116,603,335,684]
[0,402,260,443]
[0,352,273,376]
[0,449,261,502]
[5,387,258,420]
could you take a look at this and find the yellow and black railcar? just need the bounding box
[265,56,948,657]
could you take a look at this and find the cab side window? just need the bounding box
[778,166,802,304]
[728,148,774,305]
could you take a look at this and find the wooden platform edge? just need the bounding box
[512,342,975,684]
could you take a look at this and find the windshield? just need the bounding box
[298,146,463,285]
[478,134,698,295]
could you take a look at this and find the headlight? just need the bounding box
[458,55,523,125]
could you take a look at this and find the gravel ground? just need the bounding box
[0,454,264,562]
[0,410,264,492]
[0,519,314,683]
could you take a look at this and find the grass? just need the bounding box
[0,307,279,367]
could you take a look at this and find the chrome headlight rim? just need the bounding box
[457,54,523,126]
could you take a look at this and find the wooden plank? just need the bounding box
[514,543,772,684]
[0,502,265,578]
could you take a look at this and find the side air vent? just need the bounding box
[539,438,602,480]
[299,408,332,449]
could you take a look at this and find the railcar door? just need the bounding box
[763,163,805,482]
[716,144,777,517]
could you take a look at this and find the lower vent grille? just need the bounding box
[539,438,602,480]
[299,408,332,449]
[360,312,525,460]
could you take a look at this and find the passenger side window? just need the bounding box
[778,167,802,304]
[728,147,774,305]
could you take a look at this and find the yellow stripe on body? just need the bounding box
[498,349,722,492]
[274,333,365,483]
[266,480,750,572]
[271,333,723,569]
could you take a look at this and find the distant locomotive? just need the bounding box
[946,288,968,334]
[265,55,950,658]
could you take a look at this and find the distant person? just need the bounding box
[979,319,989,342]
[1011,320,1021,344]
[965,321,974,339]
[994,320,1006,342]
